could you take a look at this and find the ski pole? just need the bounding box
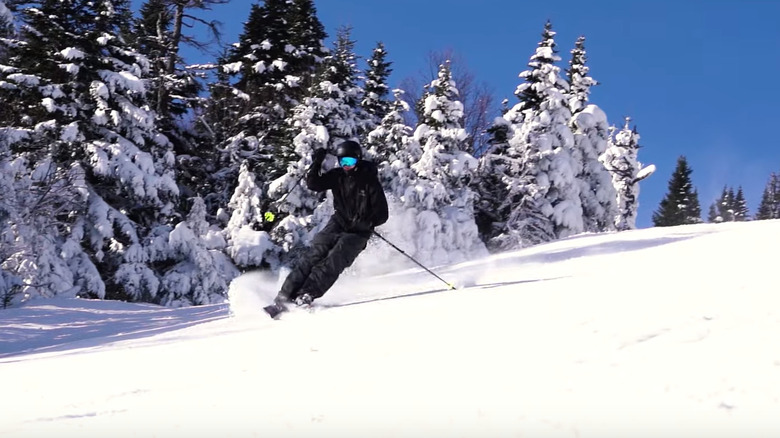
[372,231,456,290]
[265,165,311,222]
[277,167,309,204]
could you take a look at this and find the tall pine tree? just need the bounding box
[566,37,616,233]
[602,118,653,230]
[483,21,581,250]
[362,41,393,128]
[733,187,749,221]
[652,155,702,226]
[755,173,780,220]
[131,0,222,204]
[708,185,747,223]
[404,61,484,264]
[206,0,326,216]
[365,89,417,197]
[571,105,618,233]
[566,36,598,115]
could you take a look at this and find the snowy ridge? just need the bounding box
[2,220,780,437]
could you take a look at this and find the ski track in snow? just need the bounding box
[2,221,780,437]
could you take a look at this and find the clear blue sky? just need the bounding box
[155,0,780,228]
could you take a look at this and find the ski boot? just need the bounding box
[294,293,313,309]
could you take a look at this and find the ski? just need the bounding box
[263,303,287,319]
[263,302,319,320]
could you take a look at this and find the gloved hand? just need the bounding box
[311,148,327,165]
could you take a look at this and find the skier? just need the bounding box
[264,140,389,318]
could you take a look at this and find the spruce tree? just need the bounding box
[206,0,326,208]
[718,186,735,222]
[162,196,239,306]
[755,173,780,220]
[602,118,652,230]
[365,89,417,196]
[286,0,327,93]
[203,0,326,266]
[362,41,393,127]
[571,105,618,233]
[0,0,179,302]
[652,156,702,227]
[483,21,581,249]
[723,187,736,221]
[708,185,748,223]
[412,61,475,193]
[733,186,749,221]
[565,35,616,233]
[131,0,217,202]
[566,36,598,115]
[223,161,278,270]
[404,61,484,264]
[707,203,720,223]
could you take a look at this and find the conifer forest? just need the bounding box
[1,0,776,307]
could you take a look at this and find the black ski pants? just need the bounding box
[279,220,369,301]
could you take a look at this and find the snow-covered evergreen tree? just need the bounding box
[366,89,418,196]
[710,186,749,223]
[571,105,617,233]
[160,196,239,306]
[397,61,485,264]
[755,173,780,220]
[131,0,215,203]
[707,203,719,223]
[313,25,374,141]
[709,186,734,222]
[484,21,582,250]
[0,0,179,302]
[733,187,749,221]
[212,1,292,184]
[201,0,327,267]
[566,36,598,115]
[652,155,702,227]
[224,162,278,270]
[563,35,616,233]
[476,102,520,244]
[362,41,392,128]
[285,0,328,91]
[0,143,102,305]
[602,118,653,231]
[205,0,326,220]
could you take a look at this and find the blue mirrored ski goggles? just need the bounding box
[339,156,358,167]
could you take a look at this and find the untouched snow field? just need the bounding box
[2,221,780,437]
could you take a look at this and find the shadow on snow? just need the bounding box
[0,301,230,360]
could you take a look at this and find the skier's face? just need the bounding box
[339,156,358,171]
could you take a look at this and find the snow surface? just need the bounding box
[2,221,780,437]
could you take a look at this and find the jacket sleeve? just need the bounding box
[369,172,389,227]
[306,166,337,192]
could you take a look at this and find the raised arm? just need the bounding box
[306,148,337,192]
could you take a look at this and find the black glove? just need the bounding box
[311,148,327,165]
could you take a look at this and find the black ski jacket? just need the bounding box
[306,160,389,236]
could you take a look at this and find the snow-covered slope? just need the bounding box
[2,221,780,437]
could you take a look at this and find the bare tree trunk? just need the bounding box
[156,2,185,117]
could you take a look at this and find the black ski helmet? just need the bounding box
[336,140,362,160]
